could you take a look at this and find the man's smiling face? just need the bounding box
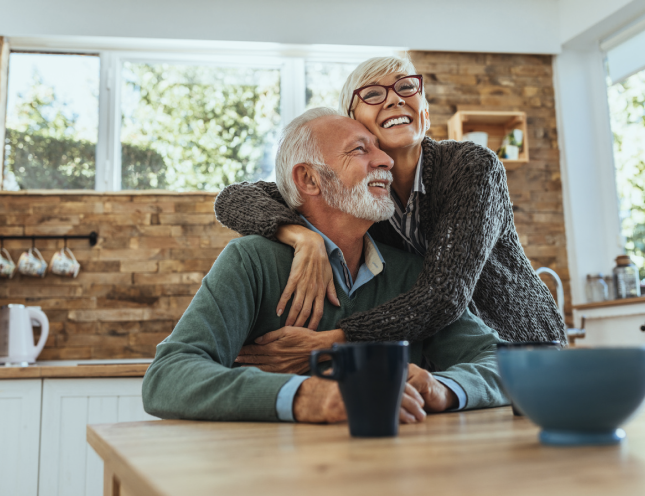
[308,116,396,222]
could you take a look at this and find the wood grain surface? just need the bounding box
[87,406,645,496]
[572,295,645,311]
[0,363,149,379]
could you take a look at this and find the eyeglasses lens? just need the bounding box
[394,77,420,96]
[359,86,387,104]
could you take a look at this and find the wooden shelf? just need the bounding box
[447,110,529,167]
[572,295,645,311]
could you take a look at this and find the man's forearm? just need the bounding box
[143,341,295,421]
[423,309,509,410]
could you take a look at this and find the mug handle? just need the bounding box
[1,248,13,263]
[64,247,78,263]
[32,247,46,263]
[310,348,343,381]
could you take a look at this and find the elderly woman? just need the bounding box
[215,55,565,371]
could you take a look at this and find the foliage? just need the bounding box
[3,72,167,190]
[120,62,281,191]
[3,73,95,190]
[4,63,281,192]
[5,129,95,189]
[608,72,645,280]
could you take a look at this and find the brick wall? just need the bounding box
[0,192,238,360]
[409,51,571,326]
[0,51,571,361]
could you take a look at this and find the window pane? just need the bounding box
[120,62,281,191]
[3,53,100,190]
[607,69,645,280]
[305,62,357,111]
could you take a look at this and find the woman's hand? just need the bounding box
[275,225,340,330]
[407,363,458,412]
[235,327,346,374]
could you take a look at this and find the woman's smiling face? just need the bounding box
[352,72,429,153]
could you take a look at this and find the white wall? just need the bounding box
[559,0,633,45]
[553,49,623,304]
[554,0,645,303]
[0,0,561,54]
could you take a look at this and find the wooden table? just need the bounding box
[88,407,645,496]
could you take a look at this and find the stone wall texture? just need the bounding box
[0,192,238,360]
[0,51,571,360]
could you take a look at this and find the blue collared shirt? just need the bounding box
[276,210,466,421]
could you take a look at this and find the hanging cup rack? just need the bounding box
[0,232,98,247]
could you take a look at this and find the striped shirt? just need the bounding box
[389,152,428,256]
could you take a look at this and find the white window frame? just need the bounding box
[6,36,402,192]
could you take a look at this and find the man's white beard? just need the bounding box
[318,168,395,222]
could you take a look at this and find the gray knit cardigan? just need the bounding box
[214,137,567,345]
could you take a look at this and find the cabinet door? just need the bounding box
[575,304,645,347]
[0,379,42,496]
[38,378,156,496]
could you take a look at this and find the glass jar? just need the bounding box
[613,255,642,299]
[585,274,608,303]
[603,274,615,300]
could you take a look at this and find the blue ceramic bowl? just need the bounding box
[496,347,645,446]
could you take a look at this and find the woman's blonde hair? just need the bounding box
[338,54,428,119]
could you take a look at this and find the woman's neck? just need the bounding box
[386,143,423,206]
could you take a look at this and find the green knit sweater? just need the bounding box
[142,235,508,421]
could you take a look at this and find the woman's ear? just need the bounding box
[292,164,321,197]
[424,108,431,132]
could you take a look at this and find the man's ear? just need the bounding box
[292,163,321,197]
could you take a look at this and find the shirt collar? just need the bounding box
[299,215,384,277]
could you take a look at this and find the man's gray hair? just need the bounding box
[275,107,339,209]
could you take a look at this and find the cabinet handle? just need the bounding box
[641,325,645,332]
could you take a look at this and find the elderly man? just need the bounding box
[142,108,508,423]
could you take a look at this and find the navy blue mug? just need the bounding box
[310,341,409,437]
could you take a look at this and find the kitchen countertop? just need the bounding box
[572,295,645,311]
[0,358,152,379]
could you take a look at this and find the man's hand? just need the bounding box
[293,377,346,423]
[235,327,346,374]
[400,383,427,423]
[293,377,427,424]
[407,363,458,413]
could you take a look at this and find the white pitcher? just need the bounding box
[0,304,49,365]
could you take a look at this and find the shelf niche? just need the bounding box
[447,110,529,170]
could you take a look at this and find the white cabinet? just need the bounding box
[0,379,42,496]
[573,300,645,346]
[38,378,156,496]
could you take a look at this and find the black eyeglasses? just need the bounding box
[347,75,423,117]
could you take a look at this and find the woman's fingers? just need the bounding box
[285,287,306,327]
[277,276,299,318]
[307,294,326,331]
[293,289,316,328]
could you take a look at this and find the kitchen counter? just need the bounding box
[572,295,645,311]
[0,359,152,379]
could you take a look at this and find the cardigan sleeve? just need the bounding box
[339,143,510,342]
[214,181,306,241]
